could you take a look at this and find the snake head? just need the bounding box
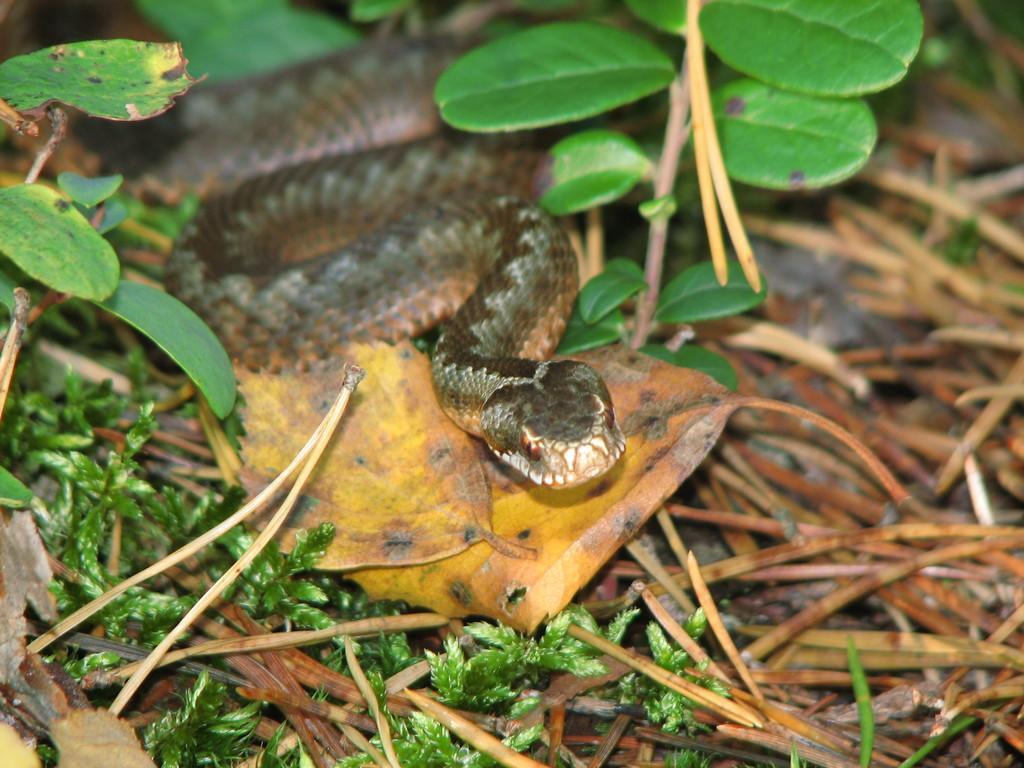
[480,360,626,488]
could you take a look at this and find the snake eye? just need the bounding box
[520,429,543,462]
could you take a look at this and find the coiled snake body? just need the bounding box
[164,37,625,487]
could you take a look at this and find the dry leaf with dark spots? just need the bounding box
[52,710,154,768]
[351,345,738,630]
[241,341,495,568]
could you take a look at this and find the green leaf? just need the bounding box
[57,172,123,207]
[97,280,236,418]
[578,259,646,323]
[0,466,32,507]
[638,193,677,222]
[557,308,625,354]
[541,130,651,215]
[0,184,118,300]
[435,22,675,131]
[351,0,412,22]
[626,0,687,34]
[656,260,766,323]
[137,0,359,82]
[846,638,874,768]
[640,345,737,390]
[700,0,923,97]
[0,40,196,120]
[713,79,877,189]
[0,270,14,313]
[97,199,129,235]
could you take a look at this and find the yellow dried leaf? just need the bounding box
[52,710,154,768]
[0,722,40,768]
[241,342,735,629]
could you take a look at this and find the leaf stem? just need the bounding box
[24,105,66,185]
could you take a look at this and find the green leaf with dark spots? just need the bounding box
[435,22,675,131]
[578,259,646,323]
[700,0,922,97]
[641,344,737,390]
[541,130,651,215]
[0,466,32,507]
[0,40,196,120]
[713,79,876,189]
[57,172,123,207]
[557,307,625,354]
[0,184,119,300]
[97,280,236,418]
[656,259,766,323]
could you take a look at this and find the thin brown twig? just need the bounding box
[0,287,30,423]
[631,57,691,349]
[24,105,67,184]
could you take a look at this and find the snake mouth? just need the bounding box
[498,429,626,489]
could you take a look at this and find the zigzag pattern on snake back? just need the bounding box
[163,36,626,488]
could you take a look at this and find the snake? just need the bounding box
[162,36,626,488]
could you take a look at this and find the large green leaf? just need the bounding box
[700,0,922,97]
[0,270,14,314]
[137,0,359,82]
[97,280,236,418]
[0,39,195,120]
[541,130,652,215]
[656,260,766,323]
[435,22,675,131]
[0,184,118,300]
[626,0,688,34]
[713,79,877,189]
[0,466,32,507]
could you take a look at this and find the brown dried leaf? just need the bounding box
[241,342,736,629]
[240,341,494,568]
[0,511,67,727]
[52,710,154,768]
[350,345,737,630]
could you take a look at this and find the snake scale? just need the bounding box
[163,36,626,488]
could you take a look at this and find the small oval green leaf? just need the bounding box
[541,130,651,215]
[557,307,625,354]
[0,40,197,120]
[656,259,766,323]
[0,184,118,300]
[0,466,32,507]
[626,0,688,34]
[638,192,677,222]
[700,0,923,97]
[351,0,412,21]
[57,172,123,207]
[96,199,129,235]
[713,79,877,190]
[578,259,646,323]
[435,22,675,131]
[640,344,737,390]
[97,280,236,418]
